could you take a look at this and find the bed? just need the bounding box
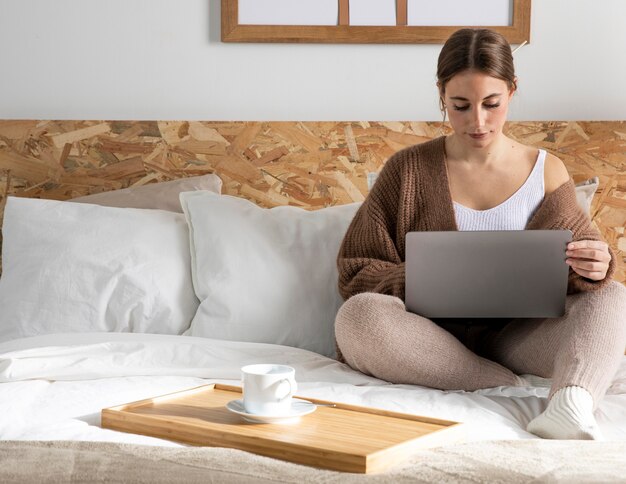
[0,120,625,483]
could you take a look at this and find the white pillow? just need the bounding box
[0,197,199,343]
[574,176,599,215]
[180,191,360,358]
[70,174,222,212]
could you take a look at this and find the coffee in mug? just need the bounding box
[241,364,298,415]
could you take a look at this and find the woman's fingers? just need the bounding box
[565,248,610,262]
[566,258,606,272]
[566,239,611,281]
[568,266,605,281]
[574,269,606,281]
[567,239,608,253]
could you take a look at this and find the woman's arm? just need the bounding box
[337,206,406,300]
[337,155,406,300]
[543,152,614,288]
[529,152,615,292]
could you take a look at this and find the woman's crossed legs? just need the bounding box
[335,282,626,439]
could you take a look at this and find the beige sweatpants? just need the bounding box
[334,281,626,410]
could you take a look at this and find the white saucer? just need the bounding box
[226,398,316,424]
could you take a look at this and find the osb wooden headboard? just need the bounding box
[0,120,624,285]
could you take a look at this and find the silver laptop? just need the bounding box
[405,230,572,318]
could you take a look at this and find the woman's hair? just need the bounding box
[437,28,517,108]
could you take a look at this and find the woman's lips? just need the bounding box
[469,132,488,139]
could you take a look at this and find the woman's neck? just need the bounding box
[444,133,512,168]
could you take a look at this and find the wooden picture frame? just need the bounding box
[221,0,531,44]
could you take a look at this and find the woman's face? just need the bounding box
[440,69,515,148]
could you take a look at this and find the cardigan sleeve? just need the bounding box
[336,155,406,301]
[527,179,616,294]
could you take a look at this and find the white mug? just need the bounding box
[241,364,298,415]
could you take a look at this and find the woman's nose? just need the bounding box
[472,107,485,128]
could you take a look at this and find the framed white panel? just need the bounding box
[223,0,530,44]
[407,0,513,26]
[238,0,338,26]
[350,0,397,26]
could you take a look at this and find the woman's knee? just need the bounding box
[595,280,624,297]
[337,291,403,319]
[564,281,626,344]
[334,292,404,354]
[602,280,626,302]
[583,281,626,313]
[598,281,626,330]
[568,280,626,308]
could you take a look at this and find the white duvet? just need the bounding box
[1,332,625,446]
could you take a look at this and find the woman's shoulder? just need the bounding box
[542,150,571,195]
[506,139,570,196]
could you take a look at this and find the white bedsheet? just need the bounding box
[1,333,625,445]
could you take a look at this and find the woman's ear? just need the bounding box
[437,82,446,108]
[509,77,518,98]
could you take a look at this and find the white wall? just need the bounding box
[0,0,624,121]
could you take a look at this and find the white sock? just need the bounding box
[519,373,553,388]
[526,386,604,440]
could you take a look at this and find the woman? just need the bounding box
[334,28,626,441]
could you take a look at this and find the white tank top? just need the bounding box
[453,149,546,231]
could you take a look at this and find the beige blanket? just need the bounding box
[1,439,625,483]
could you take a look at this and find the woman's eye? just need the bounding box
[452,103,500,111]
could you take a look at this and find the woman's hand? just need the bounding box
[565,240,611,281]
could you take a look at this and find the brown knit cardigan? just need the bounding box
[337,136,616,302]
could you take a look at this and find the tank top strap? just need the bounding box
[526,149,546,193]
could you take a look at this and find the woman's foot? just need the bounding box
[526,386,604,440]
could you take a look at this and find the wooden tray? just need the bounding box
[101,383,465,474]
